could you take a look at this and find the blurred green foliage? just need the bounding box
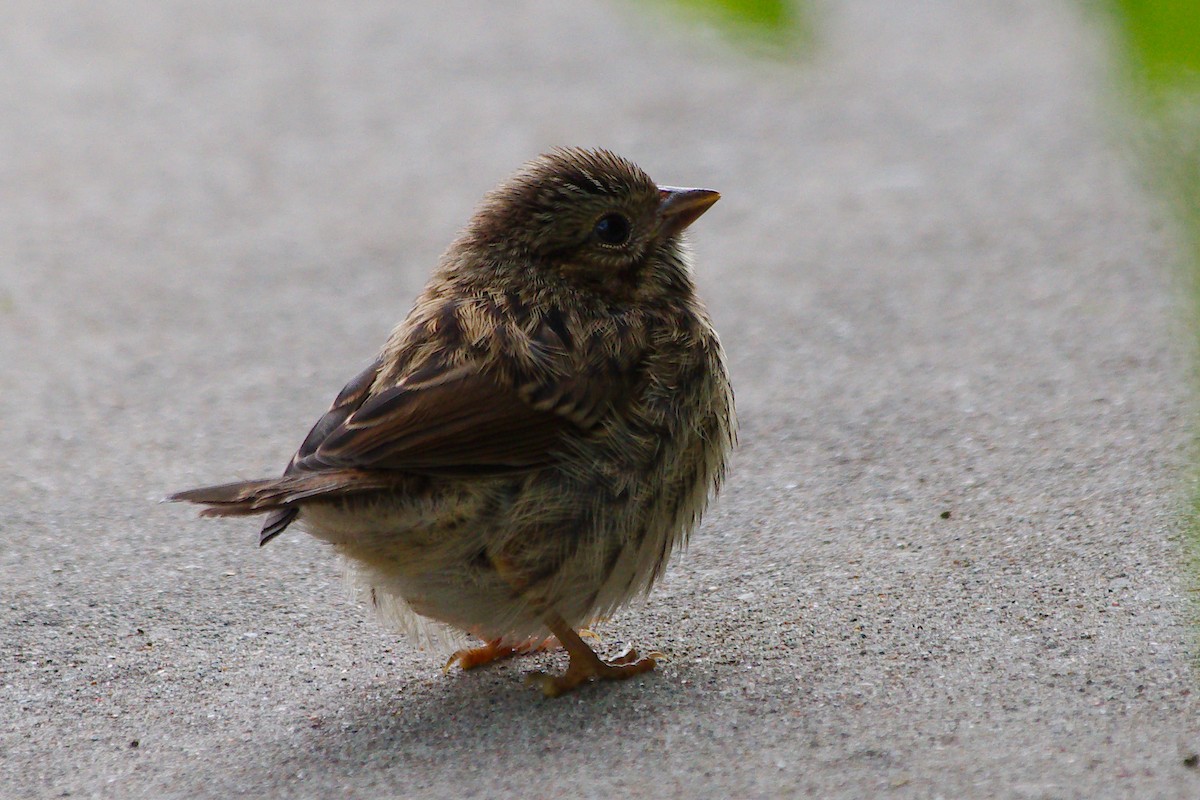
[658,0,809,55]
[1111,0,1200,92]
[1106,0,1200,264]
[1106,1,1200,602]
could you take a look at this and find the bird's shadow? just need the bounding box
[237,655,738,786]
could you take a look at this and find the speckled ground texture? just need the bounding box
[2,1,1198,798]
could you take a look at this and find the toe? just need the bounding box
[445,641,516,672]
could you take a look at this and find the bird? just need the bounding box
[171,148,735,696]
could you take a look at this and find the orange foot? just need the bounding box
[526,614,659,698]
[444,637,560,673]
[445,640,517,673]
[444,629,603,674]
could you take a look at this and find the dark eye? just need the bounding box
[593,213,632,246]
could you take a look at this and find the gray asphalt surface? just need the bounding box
[3,1,1199,798]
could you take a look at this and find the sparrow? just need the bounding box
[171,148,735,696]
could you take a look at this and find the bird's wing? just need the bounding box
[172,309,621,544]
[282,358,383,472]
[248,353,579,545]
[285,305,619,476]
[289,359,573,475]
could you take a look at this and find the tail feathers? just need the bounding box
[170,478,286,514]
[169,470,394,543]
[258,508,299,546]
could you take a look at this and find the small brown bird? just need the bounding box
[172,148,735,696]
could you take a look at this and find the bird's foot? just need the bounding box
[444,640,517,673]
[526,646,659,698]
[526,614,658,697]
[444,637,561,673]
[443,626,605,674]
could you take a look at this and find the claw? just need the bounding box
[528,614,658,697]
[608,647,667,666]
[444,640,518,673]
[444,637,560,673]
[526,650,657,698]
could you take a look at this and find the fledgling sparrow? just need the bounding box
[172,148,735,696]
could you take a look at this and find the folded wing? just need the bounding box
[172,355,579,544]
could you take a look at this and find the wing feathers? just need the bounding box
[173,311,617,543]
[174,356,580,539]
[296,366,568,473]
[171,470,394,515]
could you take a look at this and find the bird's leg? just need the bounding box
[526,611,657,698]
[444,628,603,673]
[445,639,520,672]
[478,552,644,695]
[445,636,559,673]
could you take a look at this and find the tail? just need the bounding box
[168,470,393,546]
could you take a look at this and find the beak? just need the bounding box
[658,186,720,237]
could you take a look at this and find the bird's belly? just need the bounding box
[294,438,720,645]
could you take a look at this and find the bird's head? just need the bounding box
[461,148,719,301]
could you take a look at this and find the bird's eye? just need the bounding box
[593,213,632,246]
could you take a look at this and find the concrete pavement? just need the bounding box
[2,1,1198,797]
